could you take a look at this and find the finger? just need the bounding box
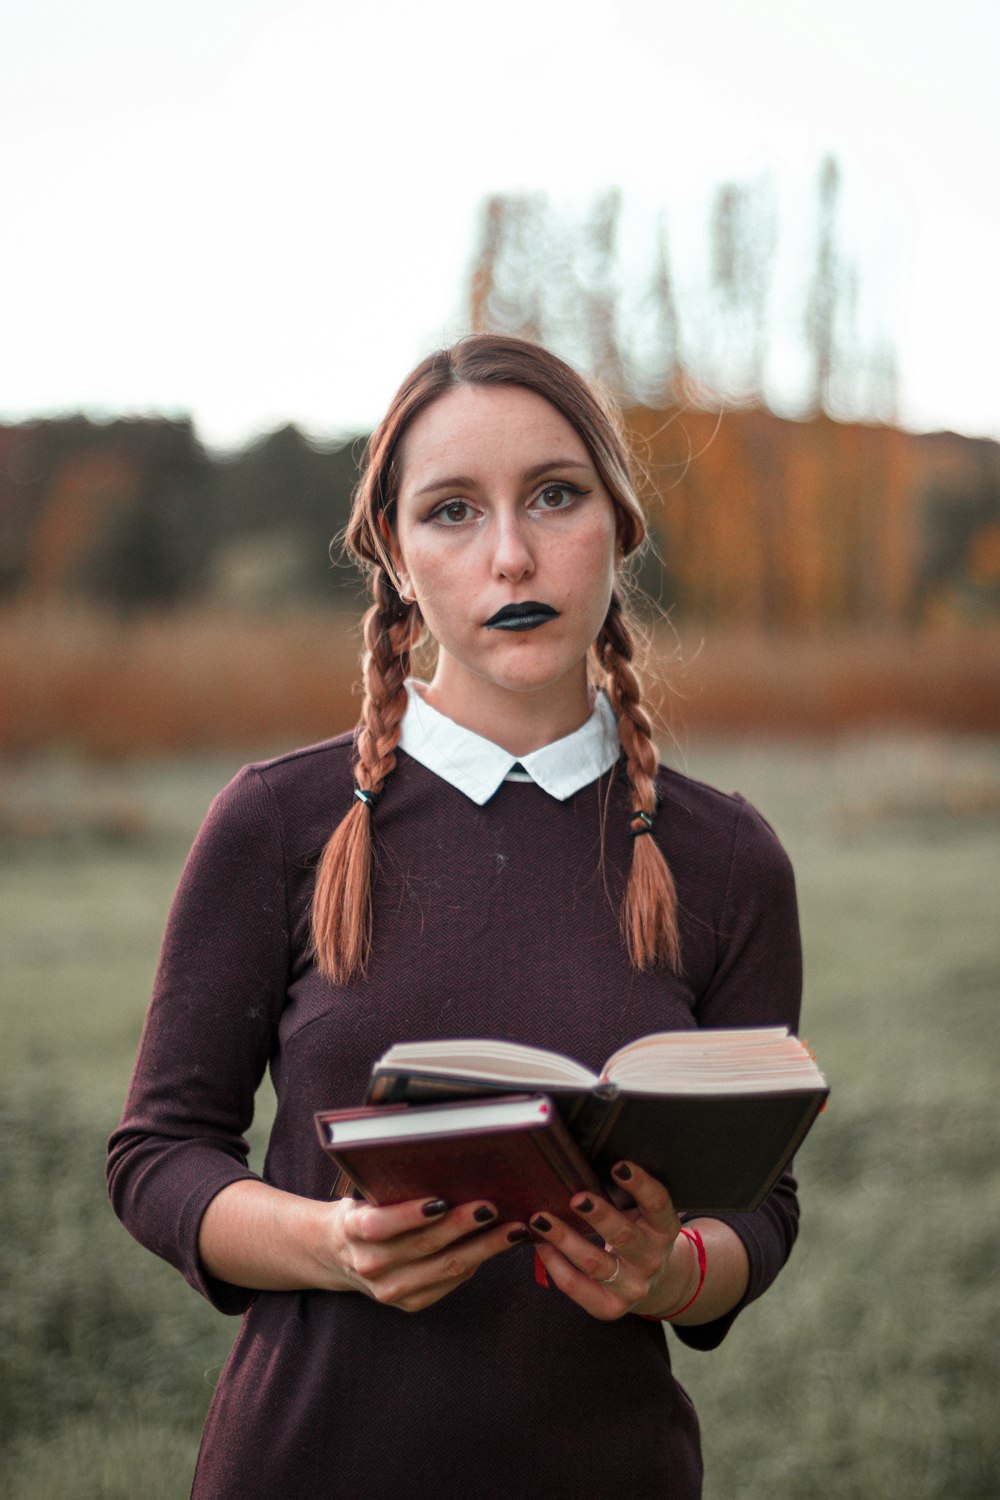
[606,1161,682,1235]
[345,1199,523,1284]
[341,1195,451,1244]
[568,1189,678,1271]
[345,1195,498,1246]
[371,1219,530,1313]
[529,1212,646,1299]
[423,1218,532,1285]
[533,1241,630,1322]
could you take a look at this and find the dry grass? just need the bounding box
[2,606,1000,757]
[0,606,361,756]
[646,625,1000,737]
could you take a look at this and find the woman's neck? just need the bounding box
[417,671,593,756]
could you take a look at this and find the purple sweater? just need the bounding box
[107,736,803,1499]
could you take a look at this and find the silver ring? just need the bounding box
[598,1255,621,1287]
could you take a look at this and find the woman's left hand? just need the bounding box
[529,1160,697,1322]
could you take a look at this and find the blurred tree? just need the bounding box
[0,425,47,599]
[83,477,206,612]
[22,418,212,611]
[578,188,625,396]
[468,195,504,334]
[805,155,839,413]
[709,176,777,399]
[208,424,363,605]
[467,192,546,344]
[624,213,683,405]
[915,437,1000,621]
[467,160,900,428]
[4,416,365,614]
[803,154,869,418]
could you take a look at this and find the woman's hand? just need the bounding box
[529,1161,710,1322]
[328,1194,529,1313]
[197,1179,528,1311]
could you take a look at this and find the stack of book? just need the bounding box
[315,1028,828,1223]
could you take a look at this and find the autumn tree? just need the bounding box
[709,176,777,400]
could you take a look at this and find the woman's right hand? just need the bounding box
[198,1178,527,1308]
[327,1195,529,1312]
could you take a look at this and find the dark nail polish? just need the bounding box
[531,1215,552,1233]
[506,1227,531,1244]
[421,1198,449,1218]
[613,1162,633,1181]
[576,1197,595,1213]
[473,1205,497,1224]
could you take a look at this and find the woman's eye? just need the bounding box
[532,484,580,512]
[430,500,476,525]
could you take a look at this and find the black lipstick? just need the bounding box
[484,602,560,632]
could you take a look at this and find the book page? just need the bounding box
[603,1028,828,1095]
[375,1037,599,1089]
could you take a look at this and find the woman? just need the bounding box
[108,335,803,1498]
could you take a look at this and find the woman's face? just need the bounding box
[391,382,619,735]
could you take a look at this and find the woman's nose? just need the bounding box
[491,513,535,581]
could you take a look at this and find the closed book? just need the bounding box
[349,1027,829,1213]
[315,1093,602,1225]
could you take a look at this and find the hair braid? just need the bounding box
[311,568,419,983]
[597,591,681,973]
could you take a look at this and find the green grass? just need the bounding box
[1,736,998,1498]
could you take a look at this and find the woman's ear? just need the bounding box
[377,513,413,601]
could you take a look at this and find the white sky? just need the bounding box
[1,0,997,451]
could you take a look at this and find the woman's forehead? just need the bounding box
[397,383,593,489]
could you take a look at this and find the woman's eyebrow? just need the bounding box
[413,472,478,498]
[413,458,593,498]
[522,458,593,482]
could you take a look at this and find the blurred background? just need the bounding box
[1,2,998,1496]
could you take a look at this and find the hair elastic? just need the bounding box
[629,810,655,837]
[353,786,381,811]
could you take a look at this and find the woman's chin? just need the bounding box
[471,660,587,704]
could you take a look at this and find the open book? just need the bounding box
[318,1027,827,1215]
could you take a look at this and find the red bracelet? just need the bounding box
[640,1226,707,1321]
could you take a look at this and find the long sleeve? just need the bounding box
[107,766,290,1313]
[673,794,804,1351]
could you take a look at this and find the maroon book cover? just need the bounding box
[314,1094,601,1225]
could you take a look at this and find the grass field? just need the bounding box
[1,734,999,1498]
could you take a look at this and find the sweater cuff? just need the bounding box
[669,1208,782,1352]
[108,1132,263,1316]
[178,1166,262,1314]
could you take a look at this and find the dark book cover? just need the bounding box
[579,1088,827,1212]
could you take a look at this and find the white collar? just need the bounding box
[399,680,621,806]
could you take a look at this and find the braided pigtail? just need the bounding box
[597,591,681,973]
[311,568,420,983]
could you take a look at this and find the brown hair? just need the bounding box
[312,334,679,982]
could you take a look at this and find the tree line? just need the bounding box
[0,417,364,614]
[1,407,997,629]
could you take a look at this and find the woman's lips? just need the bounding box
[484,602,560,632]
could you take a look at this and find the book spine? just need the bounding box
[531,1114,603,1196]
[573,1091,622,1161]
